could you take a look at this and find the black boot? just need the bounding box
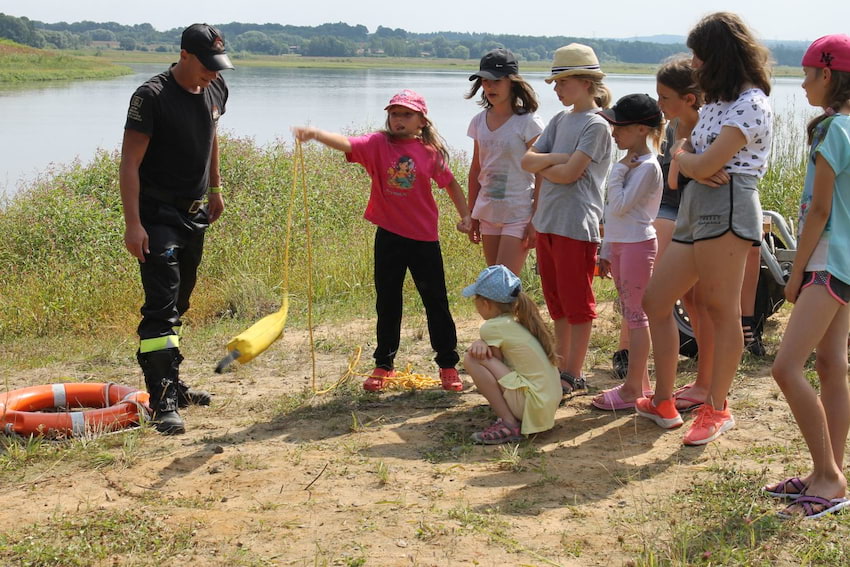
[742,316,766,357]
[171,352,213,408]
[137,349,186,435]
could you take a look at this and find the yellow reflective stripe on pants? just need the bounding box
[139,335,180,353]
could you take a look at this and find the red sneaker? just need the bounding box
[439,368,463,391]
[363,367,395,391]
[683,403,735,445]
[635,396,684,429]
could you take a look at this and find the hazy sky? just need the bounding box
[1,1,843,42]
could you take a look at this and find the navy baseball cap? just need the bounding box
[181,23,234,71]
[462,265,522,303]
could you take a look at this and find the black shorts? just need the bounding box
[802,271,850,305]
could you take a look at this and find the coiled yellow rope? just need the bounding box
[313,346,441,394]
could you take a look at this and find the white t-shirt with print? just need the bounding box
[467,110,545,223]
[691,88,772,178]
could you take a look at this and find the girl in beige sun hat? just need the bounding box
[520,42,612,396]
[544,43,606,83]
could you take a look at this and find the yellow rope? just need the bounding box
[375,367,441,390]
[314,346,441,394]
[290,142,436,394]
[294,141,317,390]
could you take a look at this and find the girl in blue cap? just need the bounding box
[465,49,544,276]
[462,265,561,444]
[766,34,850,519]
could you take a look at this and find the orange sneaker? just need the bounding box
[683,403,735,445]
[439,368,463,391]
[363,367,395,391]
[635,396,684,429]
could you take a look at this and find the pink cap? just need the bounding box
[384,89,428,115]
[802,34,850,73]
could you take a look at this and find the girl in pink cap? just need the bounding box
[765,34,850,519]
[293,90,472,392]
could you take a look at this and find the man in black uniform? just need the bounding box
[119,23,233,434]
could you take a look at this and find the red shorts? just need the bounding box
[536,233,597,323]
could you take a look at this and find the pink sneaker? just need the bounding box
[439,368,463,391]
[683,403,735,445]
[363,367,395,391]
[635,396,684,429]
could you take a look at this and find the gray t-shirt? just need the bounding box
[531,110,612,242]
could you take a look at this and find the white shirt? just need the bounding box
[691,88,772,178]
[468,110,544,223]
[600,153,663,258]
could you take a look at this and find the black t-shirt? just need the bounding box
[658,121,682,211]
[124,67,228,200]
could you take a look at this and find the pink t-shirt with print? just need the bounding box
[346,132,455,241]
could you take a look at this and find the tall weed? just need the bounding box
[0,123,807,341]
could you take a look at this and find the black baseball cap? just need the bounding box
[469,48,519,81]
[181,23,234,71]
[598,94,662,127]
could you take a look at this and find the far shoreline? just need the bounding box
[86,49,803,78]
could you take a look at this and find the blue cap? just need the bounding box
[462,265,522,303]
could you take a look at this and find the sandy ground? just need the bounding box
[0,304,806,566]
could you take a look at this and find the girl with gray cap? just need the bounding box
[593,94,665,411]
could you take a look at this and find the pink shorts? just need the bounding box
[536,233,597,323]
[608,239,657,329]
[479,218,530,240]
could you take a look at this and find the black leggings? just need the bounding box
[373,227,459,369]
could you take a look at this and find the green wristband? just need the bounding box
[209,186,222,194]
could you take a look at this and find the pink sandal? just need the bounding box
[471,419,523,445]
[673,383,705,412]
[591,384,652,411]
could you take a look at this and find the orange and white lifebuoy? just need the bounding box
[0,382,150,437]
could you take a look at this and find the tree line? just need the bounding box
[0,13,807,66]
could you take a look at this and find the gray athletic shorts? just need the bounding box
[672,174,762,244]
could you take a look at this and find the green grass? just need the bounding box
[626,464,850,566]
[0,508,195,566]
[0,137,515,342]
[0,39,132,83]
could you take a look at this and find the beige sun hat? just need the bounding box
[544,43,605,83]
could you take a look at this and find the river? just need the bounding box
[0,64,812,197]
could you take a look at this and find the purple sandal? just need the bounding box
[471,419,523,445]
[777,495,850,519]
[763,476,807,500]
